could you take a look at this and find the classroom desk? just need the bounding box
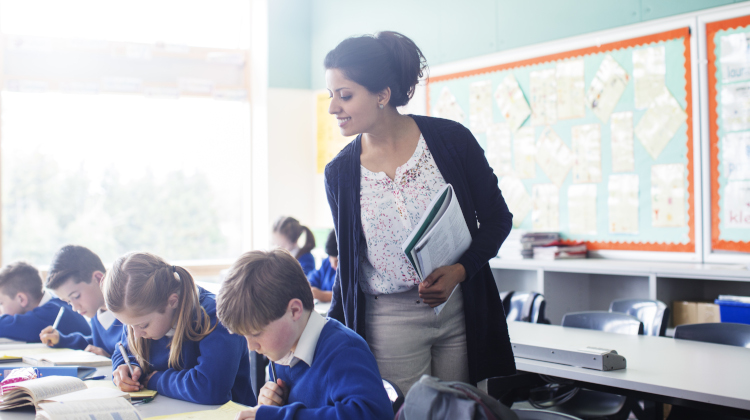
[492,322,750,417]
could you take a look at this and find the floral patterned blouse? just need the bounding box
[359,135,447,295]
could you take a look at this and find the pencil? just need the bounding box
[270,361,277,383]
[52,307,65,330]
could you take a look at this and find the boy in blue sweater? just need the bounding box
[306,230,337,303]
[39,245,123,357]
[216,249,393,420]
[0,261,91,342]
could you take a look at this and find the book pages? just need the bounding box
[38,398,140,420]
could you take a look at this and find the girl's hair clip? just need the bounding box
[172,266,181,281]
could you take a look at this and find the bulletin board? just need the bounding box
[426,28,695,253]
[706,16,750,253]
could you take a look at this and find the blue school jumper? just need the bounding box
[110,287,256,406]
[55,312,124,356]
[297,252,315,276]
[256,318,393,420]
[0,295,91,342]
[306,258,335,292]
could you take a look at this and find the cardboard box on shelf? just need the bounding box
[672,301,721,326]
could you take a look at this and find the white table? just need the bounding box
[493,322,750,416]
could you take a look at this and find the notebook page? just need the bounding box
[38,398,141,420]
[144,401,249,420]
[46,386,129,403]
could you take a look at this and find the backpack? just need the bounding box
[395,375,519,420]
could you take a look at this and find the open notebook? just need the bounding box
[0,375,129,410]
[22,349,111,367]
[38,398,141,420]
[145,401,248,420]
[86,379,158,401]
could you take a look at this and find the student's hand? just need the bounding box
[84,345,110,358]
[258,379,288,407]
[311,287,332,303]
[418,263,466,308]
[235,406,259,420]
[113,365,144,392]
[39,326,60,347]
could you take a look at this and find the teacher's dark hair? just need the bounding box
[324,31,427,107]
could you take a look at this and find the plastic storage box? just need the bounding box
[714,299,750,325]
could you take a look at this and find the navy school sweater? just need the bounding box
[306,258,336,292]
[0,295,91,342]
[55,312,124,356]
[255,318,393,420]
[297,252,315,276]
[110,287,256,406]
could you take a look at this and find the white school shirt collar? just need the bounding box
[39,291,53,307]
[277,311,327,368]
[289,246,301,258]
[96,308,117,330]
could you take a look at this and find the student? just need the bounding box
[39,245,123,357]
[105,252,256,406]
[306,230,337,303]
[271,216,316,276]
[216,249,393,420]
[0,261,91,342]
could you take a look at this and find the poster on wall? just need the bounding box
[316,92,354,173]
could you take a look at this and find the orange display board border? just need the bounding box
[706,16,750,253]
[426,28,694,252]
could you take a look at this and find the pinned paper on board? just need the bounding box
[723,131,750,181]
[610,111,635,173]
[724,181,750,228]
[633,46,666,109]
[721,32,750,84]
[316,92,354,173]
[513,127,536,179]
[651,163,686,227]
[635,87,687,160]
[568,184,598,235]
[530,68,557,126]
[608,174,639,234]
[433,87,465,124]
[721,81,750,133]
[532,183,560,231]
[499,176,532,228]
[495,74,531,132]
[536,127,573,186]
[470,80,493,133]
[556,59,585,120]
[486,123,513,176]
[586,55,629,123]
[571,124,602,184]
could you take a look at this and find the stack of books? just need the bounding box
[532,241,588,260]
[520,232,560,259]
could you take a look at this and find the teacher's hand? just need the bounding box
[418,264,466,308]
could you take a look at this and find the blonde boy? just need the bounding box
[217,249,393,420]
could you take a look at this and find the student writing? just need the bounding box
[0,261,91,342]
[216,249,393,420]
[39,245,123,357]
[271,216,316,276]
[105,252,256,406]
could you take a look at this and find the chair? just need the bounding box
[383,378,404,413]
[505,291,550,324]
[514,408,583,419]
[500,290,514,318]
[609,299,669,337]
[561,311,644,336]
[674,322,750,348]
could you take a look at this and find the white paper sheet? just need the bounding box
[724,180,750,228]
[536,127,573,186]
[571,124,602,184]
[721,32,750,84]
[486,123,513,176]
[568,184,598,235]
[651,163,686,227]
[532,183,560,231]
[556,59,585,120]
[470,80,493,133]
[721,81,750,133]
[635,87,687,160]
[610,111,635,173]
[530,68,557,126]
[633,46,666,109]
[586,55,630,123]
[495,74,532,132]
[499,176,532,228]
[608,174,639,234]
[513,127,536,179]
[723,131,750,181]
[433,86,465,124]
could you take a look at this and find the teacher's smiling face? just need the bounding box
[326,68,386,137]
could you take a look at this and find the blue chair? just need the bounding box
[561,311,644,336]
[505,291,550,324]
[514,408,583,419]
[674,322,750,348]
[609,299,669,337]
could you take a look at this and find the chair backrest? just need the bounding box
[500,291,514,318]
[530,294,550,324]
[674,323,750,348]
[514,409,583,420]
[383,378,405,413]
[562,311,644,335]
[609,299,669,337]
[506,292,546,323]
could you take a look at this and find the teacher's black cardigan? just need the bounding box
[324,115,516,384]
